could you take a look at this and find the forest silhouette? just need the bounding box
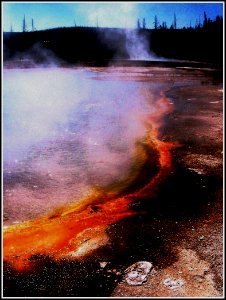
[3,13,223,66]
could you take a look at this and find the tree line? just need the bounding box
[9,11,223,33]
[137,12,223,30]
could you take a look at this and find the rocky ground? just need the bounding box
[111,73,223,297]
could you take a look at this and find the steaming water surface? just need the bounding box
[3,67,167,224]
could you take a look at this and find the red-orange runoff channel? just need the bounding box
[3,94,177,272]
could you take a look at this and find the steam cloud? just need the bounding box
[3,68,163,223]
[79,2,163,61]
[125,29,160,61]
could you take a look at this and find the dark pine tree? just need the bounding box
[22,15,27,32]
[173,13,177,29]
[154,15,159,29]
[142,18,146,29]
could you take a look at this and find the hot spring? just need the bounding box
[3,66,175,271]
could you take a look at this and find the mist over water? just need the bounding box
[3,68,149,163]
[3,67,167,224]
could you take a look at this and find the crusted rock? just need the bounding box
[124,261,153,286]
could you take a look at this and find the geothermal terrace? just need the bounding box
[3,65,223,297]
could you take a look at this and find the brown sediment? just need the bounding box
[112,247,221,297]
[112,74,223,297]
[3,93,176,272]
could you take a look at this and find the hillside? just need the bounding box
[3,25,223,66]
